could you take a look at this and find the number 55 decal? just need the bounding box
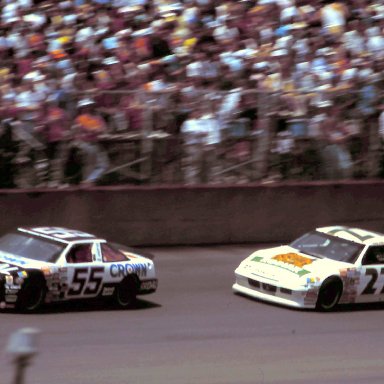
[68,267,104,296]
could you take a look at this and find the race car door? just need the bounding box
[64,242,105,299]
[356,245,384,303]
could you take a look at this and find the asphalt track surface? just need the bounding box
[1,244,384,384]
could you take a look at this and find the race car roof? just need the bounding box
[18,227,99,244]
[316,226,384,245]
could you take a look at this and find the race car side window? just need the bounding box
[101,243,128,262]
[362,246,384,265]
[67,244,93,264]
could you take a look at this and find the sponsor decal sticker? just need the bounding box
[140,280,157,290]
[110,263,147,278]
[252,253,313,277]
[273,253,313,268]
[0,253,27,266]
[102,287,115,296]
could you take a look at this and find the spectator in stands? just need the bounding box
[0,119,18,188]
[271,129,295,181]
[72,98,110,186]
[319,102,353,180]
[320,1,349,36]
[38,96,71,185]
[14,80,45,137]
[180,104,222,184]
[355,70,381,176]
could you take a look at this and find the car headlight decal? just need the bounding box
[304,276,320,287]
[14,271,28,285]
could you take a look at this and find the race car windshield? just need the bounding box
[290,231,364,264]
[0,232,65,263]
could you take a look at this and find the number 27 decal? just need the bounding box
[68,267,104,296]
[362,268,384,295]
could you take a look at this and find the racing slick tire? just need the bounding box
[16,274,46,312]
[114,276,138,308]
[316,278,342,312]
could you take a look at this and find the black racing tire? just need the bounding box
[114,276,138,308]
[316,278,342,312]
[16,275,46,312]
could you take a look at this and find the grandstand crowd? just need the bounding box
[0,0,384,187]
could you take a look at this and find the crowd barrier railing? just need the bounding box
[5,85,384,187]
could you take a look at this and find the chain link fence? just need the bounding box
[6,83,384,187]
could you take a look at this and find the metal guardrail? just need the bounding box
[3,85,384,187]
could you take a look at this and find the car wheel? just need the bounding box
[115,276,138,308]
[16,275,46,312]
[316,278,342,311]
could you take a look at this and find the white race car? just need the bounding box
[233,226,384,311]
[0,227,158,311]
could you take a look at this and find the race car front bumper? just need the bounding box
[0,278,4,304]
[233,272,318,309]
[0,278,16,309]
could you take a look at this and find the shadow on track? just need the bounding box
[234,292,384,313]
[0,298,161,315]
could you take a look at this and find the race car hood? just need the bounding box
[242,245,351,284]
[0,251,48,275]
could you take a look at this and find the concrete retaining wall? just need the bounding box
[1,181,384,246]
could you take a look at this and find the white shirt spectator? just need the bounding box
[15,86,45,121]
[275,35,293,50]
[75,27,96,44]
[17,0,32,9]
[198,114,222,145]
[308,112,326,139]
[258,0,292,5]
[6,31,29,56]
[219,52,244,72]
[181,117,204,145]
[181,4,199,25]
[61,73,77,91]
[280,5,298,22]
[295,70,316,91]
[181,114,221,146]
[186,60,205,78]
[272,130,294,154]
[55,58,75,75]
[112,0,148,6]
[213,23,240,43]
[234,46,257,60]
[292,37,309,57]
[342,30,365,56]
[321,2,347,34]
[63,14,77,25]
[218,88,242,122]
[379,109,384,140]
[341,67,358,82]
[2,2,19,24]
[0,35,10,49]
[195,0,210,4]
[103,36,119,50]
[23,12,47,29]
[311,55,330,73]
[366,28,384,59]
